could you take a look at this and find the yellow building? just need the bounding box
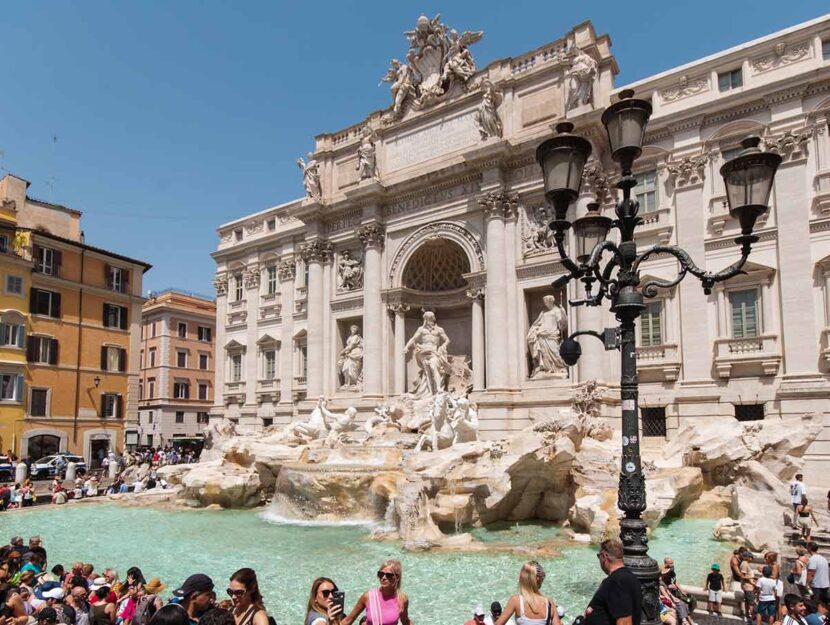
[0,174,151,462]
[0,175,32,455]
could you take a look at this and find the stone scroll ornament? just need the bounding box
[296,153,322,200]
[380,14,483,121]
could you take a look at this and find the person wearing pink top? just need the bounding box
[342,560,411,625]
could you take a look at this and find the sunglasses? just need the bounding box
[377,571,397,581]
[226,589,246,598]
[320,589,338,598]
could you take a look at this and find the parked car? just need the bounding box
[0,462,12,482]
[31,454,87,480]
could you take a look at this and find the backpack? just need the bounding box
[132,595,157,625]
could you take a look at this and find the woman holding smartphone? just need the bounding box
[342,559,411,625]
[305,577,344,625]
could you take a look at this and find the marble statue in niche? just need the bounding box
[356,127,378,180]
[565,49,597,110]
[296,153,322,200]
[527,295,569,379]
[474,80,503,140]
[403,310,452,396]
[337,325,364,391]
[337,249,363,292]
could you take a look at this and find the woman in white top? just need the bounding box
[494,561,562,625]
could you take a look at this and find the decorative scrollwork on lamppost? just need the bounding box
[535,89,781,625]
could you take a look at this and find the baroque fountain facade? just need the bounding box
[174,15,830,553]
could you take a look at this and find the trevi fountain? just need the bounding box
[6,12,830,625]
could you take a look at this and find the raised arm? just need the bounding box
[342,591,367,625]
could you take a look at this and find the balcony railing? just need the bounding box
[636,343,680,381]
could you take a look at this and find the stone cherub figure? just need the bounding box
[474,80,503,140]
[296,153,322,200]
[380,55,416,118]
[403,311,452,397]
[356,127,377,180]
[527,295,569,378]
[440,28,482,86]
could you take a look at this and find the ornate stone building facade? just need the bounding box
[212,16,830,481]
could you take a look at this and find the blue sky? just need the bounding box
[1,1,826,295]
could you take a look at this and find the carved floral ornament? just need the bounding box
[245,220,263,234]
[278,259,296,281]
[665,154,708,186]
[213,273,228,296]
[660,73,709,103]
[299,239,334,263]
[582,160,615,205]
[764,126,816,159]
[465,287,485,300]
[243,263,260,289]
[358,223,386,249]
[477,189,518,219]
[751,40,811,74]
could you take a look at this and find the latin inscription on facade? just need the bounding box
[383,179,481,218]
[384,111,479,171]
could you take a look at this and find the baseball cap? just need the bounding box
[173,574,214,598]
[711,563,720,570]
[38,608,58,623]
[474,606,485,617]
[34,582,63,601]
[42,588,65,600]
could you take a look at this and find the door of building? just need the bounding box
[27,435,60,459]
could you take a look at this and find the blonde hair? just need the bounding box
[379,559,408,602]
[518,561,545,613]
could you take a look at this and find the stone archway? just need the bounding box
[402,238,471,292]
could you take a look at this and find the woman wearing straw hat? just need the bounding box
[133,579,166,625]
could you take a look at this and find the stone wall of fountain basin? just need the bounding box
[157,413,822,552]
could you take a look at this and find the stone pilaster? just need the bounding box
[359,223,385,396]
[389,304,410,394]
[210,274,228,420]
[278,258,296,406]
[299,240,333,398]
[466,289,486,391]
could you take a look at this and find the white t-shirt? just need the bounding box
[485,617,516,625]
[757,576,777,601]
[791,480,807,504]
[809,553,830,589]
[133,481,144,494]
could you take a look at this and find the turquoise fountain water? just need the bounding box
[0,504,727,624]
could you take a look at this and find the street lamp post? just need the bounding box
[536,89,781,625]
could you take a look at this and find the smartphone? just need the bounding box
[332,590,346,616]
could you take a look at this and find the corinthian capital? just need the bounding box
[299,239,333,264]
[478,189,518,219]
[358,223,386,249]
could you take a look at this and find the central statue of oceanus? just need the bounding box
[403,311,452,396]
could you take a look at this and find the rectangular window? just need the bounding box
[5,275,23,295]
[197,412,209,424]
[103,303,128,329]
[101,346,127,372]
[198,326,212,342]
[267,266,278,295]
[262,417,273,428]
[300,345,308,379]
[27,336,58,365]
[198,383,209,400]
[639,302,663,347]
[148,379,155,399]
[152,322,157,338]
[234,229,243,241]
[107,266,127,293]
[34,246,60,276]
[199,353,209,370]
[173,382,190,399]
[177,351,188,368]
[718,68,743,92]
[146,434,153,446]
[230,354,242,382]
[267,219,276,232]
[734,404,764,422]
[178,322,187,338]
[175,411,184,424]
[234,274,243,302]
[29,388,49,417]
[139,381,143,399]
[0,324,25,348]
[149,348,156,368]
[30,288,61,318]
[633,171,658,213]
[641,407,667,437]
[263,350,276,380]
[102,393,122,418]
[823,39,830,61]
[0,235,7,253]
[729,289,759,338]
[0,374,23,401]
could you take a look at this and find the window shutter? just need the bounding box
[120,306,128,330]
[118,348,126,372]
[105,264,112,289]
[15,375,23,402]
[0,323,5,345]
[16,326,25,348]
[29,289,37,314]
[54,250,62,270]
[101,346,107,371]
[26,336,37,363]
[32,245,41,266]
[50,338,59,365]
[123,269,130,294]
[51,292,61,318]
[102,303,109,327]
[116,395,123,419]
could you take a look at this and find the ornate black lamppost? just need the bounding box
[535,89,781,624]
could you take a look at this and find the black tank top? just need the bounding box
[91,603,110,625]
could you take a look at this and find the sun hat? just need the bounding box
[88,577,108,592]
[144,578,166,594]
[711,563,720,570]
[474,607,485,616]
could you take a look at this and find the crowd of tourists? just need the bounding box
[0,534,647,625]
